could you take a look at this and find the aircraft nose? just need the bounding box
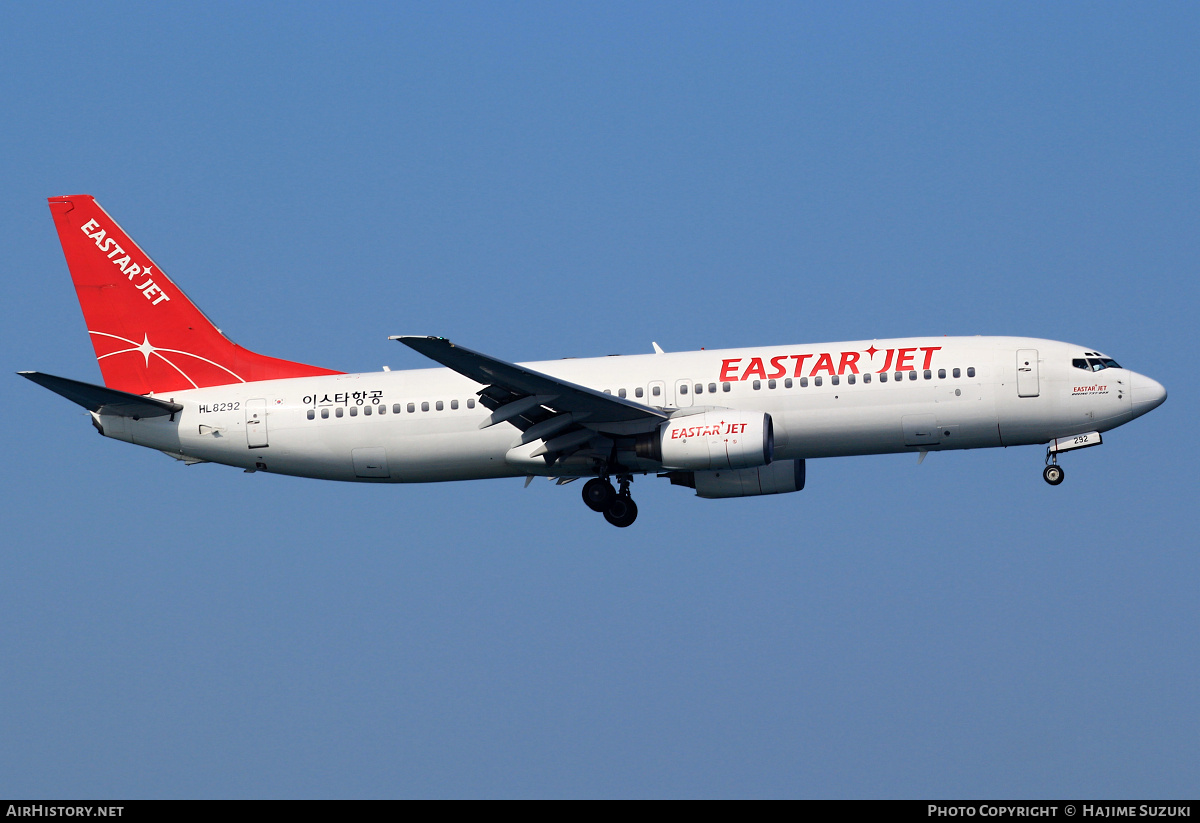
[1130,373,1167,416]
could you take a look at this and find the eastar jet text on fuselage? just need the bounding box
[21,195,1168,527]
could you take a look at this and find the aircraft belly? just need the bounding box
[260,419,516,482]
[775,387,1001,458]
[391,431,519,482]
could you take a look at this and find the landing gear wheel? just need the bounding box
[603,494,638,528]
[582,478,616,512]
[1043,465,1065,486]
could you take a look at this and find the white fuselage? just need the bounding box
[96,336,1160,483]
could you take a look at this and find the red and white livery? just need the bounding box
[23,195,1168,527]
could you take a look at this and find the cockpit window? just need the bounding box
[1075,357,1121,371]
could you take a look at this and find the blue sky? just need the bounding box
[2,2,1196,798]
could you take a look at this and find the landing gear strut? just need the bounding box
[603,476,638,528]
[584,475,638,527]
[1043,450,1065,486]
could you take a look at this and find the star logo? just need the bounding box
[135,334,157,366]
[865,346,878,358]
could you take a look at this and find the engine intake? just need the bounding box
[636,411,773,471]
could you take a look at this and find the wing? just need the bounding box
[392,336,668,468]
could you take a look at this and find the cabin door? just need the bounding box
[246,399,268,448]
[1016,349,1040,397]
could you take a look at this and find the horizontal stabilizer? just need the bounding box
[19,371,182,418]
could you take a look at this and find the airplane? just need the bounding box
[21,195,1168,527]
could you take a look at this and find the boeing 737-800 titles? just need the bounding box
[22,195,1167,527]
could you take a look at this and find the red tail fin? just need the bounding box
[49,195,342,394]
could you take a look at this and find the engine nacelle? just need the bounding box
[666,459,806,499]
[636,411,773,471]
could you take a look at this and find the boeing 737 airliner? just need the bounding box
[22,195,1167,527]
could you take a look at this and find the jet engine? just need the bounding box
[635,411,773,471]
[665,459,805,499]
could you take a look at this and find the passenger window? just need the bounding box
[407,403,415,413]
[895,372,903,381]
[635,387,644,398]
[708,383,717,394]
[436,401,444,411]
[722,382,730,392]
[863,372,871,383]
[451,399,459,410]
[967,367,976,378]
[378,404,386,415]
[321,408,329,419]
[784,378,793,389]
[752,380,761,390]
[618,388,626,398]
[814,376,823,387]
[694,383,703,394]
[678,385,687,395]
[848,374,856,385]
[467,398,475,409]
[909,371,917,381]
[938,369,946,379]
[350,407,357,417]
[831,375,839,385]
[652,386,661,397]
[924,370,932,380]
[604,389,612,394]
[363,406,372,416]
[880,372,887,383]
[336,407,344,418]
[306,409,315,420]
[768,379,777,389]
[421,401,429,412]
[953,368,961,378]
[800,377,809,387]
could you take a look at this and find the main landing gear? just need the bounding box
[582,476,638,528]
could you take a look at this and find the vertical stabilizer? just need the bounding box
[48,195,341,394]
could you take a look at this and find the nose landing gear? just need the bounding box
[583,475,638,527]
[1043,447,1065,486]
[1042,431,1102,485]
